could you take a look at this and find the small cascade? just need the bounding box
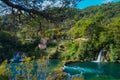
[104,55,107,62]
[92,50,103,62]
[96,50,102,62]
[104,59,107,62]
[12,53,20,61]
[10,52,26,62]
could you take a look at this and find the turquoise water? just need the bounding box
[7,60,60,79]
[7,61,120,80]
[63,62,120,80]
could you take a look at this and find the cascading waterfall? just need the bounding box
[13,53,20,61]
[11,52,25,62]
[92,50,103,62]
[96,50,102,62]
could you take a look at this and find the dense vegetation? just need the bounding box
[49,2,120,62]
[0,2,120,62]
[0,1,120,80]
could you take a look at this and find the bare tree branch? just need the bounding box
[1,0,49,18]
[1,0,82,22]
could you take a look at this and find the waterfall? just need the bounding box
[92,50,102,62]
[12,53,19,61]
[96,50,102,62]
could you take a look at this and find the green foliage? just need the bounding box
[27,47,47,59]
[0,31,19,61]
[0,31,17,48]
[66,4,120,62]
[109,44,120,62]
[0,60,12,80]
[56,40,94,61]
[69,18,95,38]
[69,16,104,40]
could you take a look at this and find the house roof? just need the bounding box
[39,43,46,46]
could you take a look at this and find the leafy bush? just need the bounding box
[110,44,120,62]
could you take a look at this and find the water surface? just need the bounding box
[63,62,120,80]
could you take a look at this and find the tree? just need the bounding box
[0,0,82,22]
[0,31,19,61]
